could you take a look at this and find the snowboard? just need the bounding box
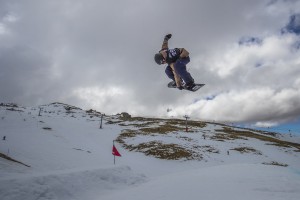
[167,81,205,92]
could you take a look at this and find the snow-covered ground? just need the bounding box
[0,103,300,200]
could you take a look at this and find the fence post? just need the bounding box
[100,114,103,129]
[38,107,42,116]
[184,115,190,132]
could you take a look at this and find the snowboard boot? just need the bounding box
[168,79,185,88]
[169,81,177,87]
[185,81,196,91]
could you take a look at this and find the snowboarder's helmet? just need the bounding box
[154,53,164,65]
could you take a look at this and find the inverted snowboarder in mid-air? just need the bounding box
[154,34,204,92]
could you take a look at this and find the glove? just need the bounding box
[164,34,172,41]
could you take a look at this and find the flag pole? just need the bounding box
[112,140,121,165]
[113,140,115,165]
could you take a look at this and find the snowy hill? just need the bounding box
[0,102,300,200]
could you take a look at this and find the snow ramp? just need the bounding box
[0,166,146,200]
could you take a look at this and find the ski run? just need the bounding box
[1,103,300,200]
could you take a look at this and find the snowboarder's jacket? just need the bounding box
[159,39,189,64]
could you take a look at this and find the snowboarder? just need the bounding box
[154,34,196,90]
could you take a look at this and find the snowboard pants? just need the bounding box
[165,56,194,84]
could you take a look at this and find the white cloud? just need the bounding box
[207,33,300,79]
[73,86,126,112]
[170,87,300,124]
[168,30,300,125]
[3,12,19,23]
[72,86,147,115]
[0,12,18,35]
[0,23,7,35]
[255,121,279,128]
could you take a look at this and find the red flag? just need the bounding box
[112,144,121,157]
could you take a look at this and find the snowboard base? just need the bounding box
[167,81,205,92]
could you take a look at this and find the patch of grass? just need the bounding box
[166,119,187,126]
[187,121,207,128]
[6,108,24,112]
[116,129,139,144]
[115,117,300,161]
[139,124,184,134]
[0,103,18,107]
[122,141,202,160]
[124,116,164,122]
[133,121,159,128]
[116,125,204,160]
[106,120,123,124]
[166,119,207,130]
[211,131,246,141]
[265,142,292,148]
[118,121,160,128]
[198,145,220,154]
[262,161,288,167]
[231,147,262,155]
[217,127,300,151]
[118,123,129,126]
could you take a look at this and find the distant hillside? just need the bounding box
[112,115,300,164]
[1,102,298,167]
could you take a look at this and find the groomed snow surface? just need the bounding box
[0,103,300,200]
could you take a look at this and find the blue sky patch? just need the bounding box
[238,36,263,46]
[205,95,217,101]
[282,13,300,35]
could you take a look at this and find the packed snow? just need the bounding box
[0,103,300,200]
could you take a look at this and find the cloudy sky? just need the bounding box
[1,0,300,130]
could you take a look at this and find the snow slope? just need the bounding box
[0,103,300,200]
[102,164,300,200]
